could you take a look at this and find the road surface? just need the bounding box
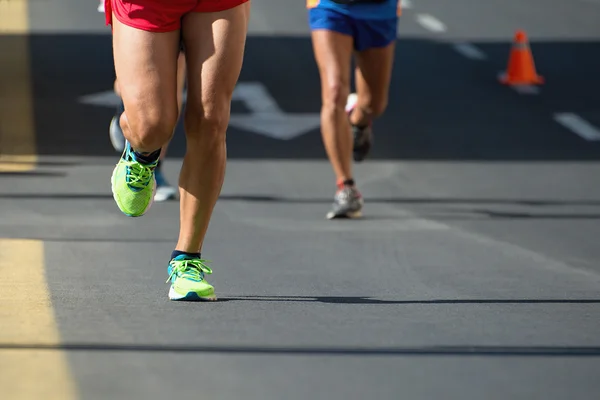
[1,1,600,399]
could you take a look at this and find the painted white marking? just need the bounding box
[554,113,600,141]
[229,82,321,140]
[78,82,321,140]
[497,72,540,95]
[416,14,446,33]
[512,85,540,95]
[79,90,119,107]
[401,0,413,9]
[453,43,486,60]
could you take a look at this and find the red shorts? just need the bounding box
[104,0,249,33]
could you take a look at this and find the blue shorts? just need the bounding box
[308,7,397,52]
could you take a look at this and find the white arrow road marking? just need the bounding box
[229,82,321,140]
[227,114,321,140]
[78,82,321,140]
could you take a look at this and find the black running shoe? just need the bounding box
[345,93,373,162]
[352,124,373,162]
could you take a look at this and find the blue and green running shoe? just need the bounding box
[166,255,216,301]
[110,142,157,217]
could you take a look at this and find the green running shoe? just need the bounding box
[111,142,157,217]
[167,255,216,301]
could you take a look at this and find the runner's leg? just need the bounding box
[351,44,395,126]
[112,21,180,153]
[347,17,398,162]
[309,9,363,219]
[175,2,249,253]
[108,3,181,217]
[164,1,249,301]
[311,29,354,183]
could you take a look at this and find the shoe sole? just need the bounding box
[326,209,363,220]
[168,286,217,301]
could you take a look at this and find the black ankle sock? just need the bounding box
[133,149,161,164]
[343,179,355,187]
[171,250,201,261]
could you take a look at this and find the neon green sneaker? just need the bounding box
[166,255,216,301]
[111,142,157,217]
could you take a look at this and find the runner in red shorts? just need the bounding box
[104,0,250,301]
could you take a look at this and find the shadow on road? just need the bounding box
[0,170,66,177]
[0,192,599,206]
[217,295,600,305]
[1,192,600,219]
[2,342,600,357]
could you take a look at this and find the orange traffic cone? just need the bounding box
[499,30,544,86]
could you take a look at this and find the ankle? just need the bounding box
[133,148,161,164]
[337,178,355,189]
[171,250,201,261]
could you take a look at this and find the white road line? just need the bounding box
[554,113,600,141]
[416,14,446,33]
[497,72,540,95]
[401,0,413,9]
[453,43,486,60]
[512,85,540,95]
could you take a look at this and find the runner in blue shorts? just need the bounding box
[307,0,400,219]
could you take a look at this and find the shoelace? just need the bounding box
[125,161,154,189]
[166,258,213,283]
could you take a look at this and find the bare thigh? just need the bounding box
[311,29,354,107]
[181,4,249,131]
[354,42,395,116]
[112,16,181,145]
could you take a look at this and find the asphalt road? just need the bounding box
[1,1,600,399]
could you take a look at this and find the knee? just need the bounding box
[356,94,388,120]
[322,77,350,112]
[122,107,177,151]
[183,102,229,146]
